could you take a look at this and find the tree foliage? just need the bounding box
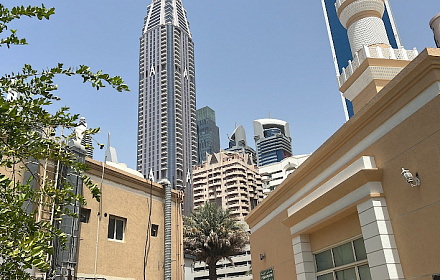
[0,3,129,279]
[184,203,248,280]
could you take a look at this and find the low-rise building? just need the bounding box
[76,157,184,280]
[193,244,252,280]
[259,154,310,196]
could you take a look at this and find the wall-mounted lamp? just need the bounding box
[401,168,420,187]
[260,253,266,260]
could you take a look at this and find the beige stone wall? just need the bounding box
[362,97,440,278]
[76,159,184,280]
[248,211,296,279]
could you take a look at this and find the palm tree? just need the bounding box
[184,203,248,280]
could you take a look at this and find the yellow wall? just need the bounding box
[249,211,296,279]
[309,212,362,252]
[76,159,184,280]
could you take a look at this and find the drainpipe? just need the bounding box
[158,179,171,280]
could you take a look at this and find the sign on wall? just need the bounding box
[260,267,274,280]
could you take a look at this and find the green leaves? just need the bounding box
[0,3,129,278]
[0,4,55,48]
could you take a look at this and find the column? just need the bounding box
[292,235,315,280]
[357,198,404,279]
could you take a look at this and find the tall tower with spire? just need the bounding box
[137,0,197,215]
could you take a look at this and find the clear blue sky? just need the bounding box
[2,0,438,169]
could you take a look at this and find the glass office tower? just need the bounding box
[321,0,402,119]
[253,119,293,167]
[137,0,197,215]
[196,106,220,164]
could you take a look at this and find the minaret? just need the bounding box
[430,13,440,48]
[138,0,197,216]
[335,0,418,113]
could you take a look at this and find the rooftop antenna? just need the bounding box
[104,132,110,163]
[107,132,111,148]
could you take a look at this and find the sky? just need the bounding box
[1,0,438,170]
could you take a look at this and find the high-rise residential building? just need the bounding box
[225,125,256,163]
[196,106,220,164]
[321,0,402,119]
[193,151,264,219]
[192,151,263,280]
[253,119,293,167]
[137,0,197,215]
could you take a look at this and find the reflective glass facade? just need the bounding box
[196,106,220,164]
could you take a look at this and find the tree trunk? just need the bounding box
[208,262,217,280]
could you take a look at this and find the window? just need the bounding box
[314,238,371,280]
[151,224,159,237]
[108,216,126,241]
[79,208,91,223]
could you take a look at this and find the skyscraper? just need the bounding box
[321,0,402,119]
[225,125,256,163]
[196,106,220,164]
[137,0,197,215]
[253,119,292,167]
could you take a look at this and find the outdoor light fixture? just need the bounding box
[401,168,420,187]
[260,253,266,260]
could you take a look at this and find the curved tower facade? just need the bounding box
[137,0,197,215]
[253,119,292,167]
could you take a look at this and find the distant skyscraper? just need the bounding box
[225,125,256,163]
[137,0,197,215]
[196,106,220,164]
[253,119,292,167]
[321,0,402,119]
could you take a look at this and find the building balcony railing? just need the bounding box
[337,45,418,88]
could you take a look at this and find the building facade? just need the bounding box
[193,244,253,280]
[77,158,184,280]
[259,154,309,197]
[246,1,440,280]
[193,151,264,220]
[225,125,256,163]
[253,119,292,167]
[196,106,220,164]
[321,0,402,119]
[192,151,264,280]
[137,0,197,215]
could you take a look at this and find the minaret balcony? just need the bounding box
[337,45,419,113]
[337,45,418,88]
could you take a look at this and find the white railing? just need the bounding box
[337,45,418,87]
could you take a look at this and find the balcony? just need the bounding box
[337,45,418,88]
